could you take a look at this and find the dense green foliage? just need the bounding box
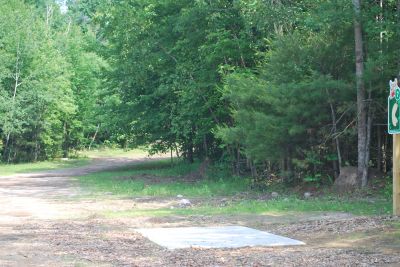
[0,0,105,162]
[91,0,398,184]
[1,0,398,187]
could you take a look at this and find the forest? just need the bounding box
[0,0,398,189]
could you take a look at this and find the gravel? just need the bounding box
[10,215,400,267]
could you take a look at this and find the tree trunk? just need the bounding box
[384,132,388,173]
[377,125,382,171]
[174,142,180,158]
[353,0,368,187]
[187,145,194,163]
[34,141,40,162]
[249,160,258,178]
[236,145,241,175]
[203,135,208,158]
[63,121,69,158]
[4,43,23,163]
[362,109,373,186]
[88,124,100,150]
[327,88,342,177]
[285,146,293,182]
[170,146,173,165]
[46,4,53,28]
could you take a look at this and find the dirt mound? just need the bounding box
[333,167,387,192]
[333,166,359,191]
[183,158,210,182]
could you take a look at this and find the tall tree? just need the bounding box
[353,0,368,187]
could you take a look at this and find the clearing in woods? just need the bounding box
[0,152,399,266]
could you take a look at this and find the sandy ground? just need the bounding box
[0,156,399,267]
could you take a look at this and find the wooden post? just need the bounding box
[394,134,400,215]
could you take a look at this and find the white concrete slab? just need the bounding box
[136,226,305,249]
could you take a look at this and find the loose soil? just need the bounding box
[0,156,399,267]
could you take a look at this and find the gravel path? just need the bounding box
[0,156,399,266]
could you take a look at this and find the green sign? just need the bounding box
[389,79,400,134]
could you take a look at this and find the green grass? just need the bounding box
[77,158,392,217]
[78,159,249,197]
[111,159,201,176]
[0,158,91,176]
[103,197,392,218]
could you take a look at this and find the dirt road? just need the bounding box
[0,156,157,266]
[0,156,399,266]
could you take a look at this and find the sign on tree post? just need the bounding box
[388,79,400,216]
[388,79,400,134]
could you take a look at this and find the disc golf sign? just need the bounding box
[388,79,400,134]
[389,79,400,216]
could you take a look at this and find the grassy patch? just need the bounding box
[77,158,392,217]
[78,159,249,197]
[0,158,91,176]
[103,197,392,218]
[196,197,391,216]
[112,159,200,176]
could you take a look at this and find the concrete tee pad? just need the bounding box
[136,226,305,249]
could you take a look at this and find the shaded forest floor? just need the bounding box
[0,154,399,266]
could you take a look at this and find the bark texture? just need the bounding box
[353,0,369,187]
